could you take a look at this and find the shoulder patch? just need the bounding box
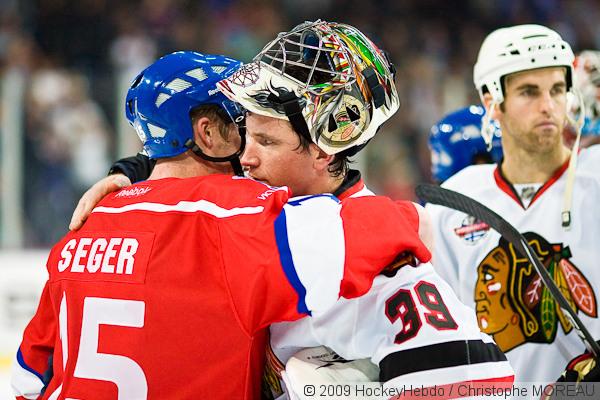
[453,215,490,244]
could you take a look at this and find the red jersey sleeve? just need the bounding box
[12,282,56,399]
[221,194,431,335]
[340,197,431,298]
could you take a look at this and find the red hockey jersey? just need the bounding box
[13,174,430,400]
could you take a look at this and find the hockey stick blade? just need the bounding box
[416,183,600,358]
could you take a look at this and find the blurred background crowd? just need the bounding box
[1,0,600,247]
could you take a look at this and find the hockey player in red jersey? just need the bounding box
[69,21,514,399]
[11,51,433,400]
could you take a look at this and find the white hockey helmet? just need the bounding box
[473,24,575,104]
[217,20,399,156]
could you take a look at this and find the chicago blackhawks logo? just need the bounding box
[474,232,596,353]
[318,94,369,148]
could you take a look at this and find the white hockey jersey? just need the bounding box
[427,145,600,383]
[264,174,514,399]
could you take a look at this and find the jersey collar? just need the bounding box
[333,169,364,200]
[493,157,570,209]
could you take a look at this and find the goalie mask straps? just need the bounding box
[269,90,314,143]
[562,89,586,230]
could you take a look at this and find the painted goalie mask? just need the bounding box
[217,20,400,155]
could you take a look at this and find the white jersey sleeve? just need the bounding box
[426,164,497,302]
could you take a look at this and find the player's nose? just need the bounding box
[538,91,556,114]
[240,141,259,167]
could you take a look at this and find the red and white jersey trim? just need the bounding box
[92,199,264,217]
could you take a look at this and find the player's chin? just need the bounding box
[533,125,558,135]
[532,129,561,147]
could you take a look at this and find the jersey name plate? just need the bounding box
[49,231,155,284]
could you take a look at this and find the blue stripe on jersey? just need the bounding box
[17,347,44,382]
[287,194,339,207]
[274,208,310,316]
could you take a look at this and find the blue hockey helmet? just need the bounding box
[429,105,503,183]
[582,117,600,136]
[125,51,245,167]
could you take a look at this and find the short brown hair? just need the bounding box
[289,121,349,178]
[189,104,233,140]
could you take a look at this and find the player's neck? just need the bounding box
[149,152,232,180]
[305,174,345,196]
[501,144,570,184]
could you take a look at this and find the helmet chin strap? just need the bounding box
[184,124,247,176]
[481,100,498,151]
[562,89,586,230]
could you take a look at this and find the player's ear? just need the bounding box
[194,117,213,148]
[311,144,335,172]
[482,93,501,119]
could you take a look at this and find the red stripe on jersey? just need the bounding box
[390,375,515,399]
[529,158,569,207]
[493,167,523,207]
[338,179,365,200]
[453,222,490,237]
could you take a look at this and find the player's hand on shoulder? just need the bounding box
[69,174,131,230]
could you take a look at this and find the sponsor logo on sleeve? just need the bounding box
[115,186,152,198]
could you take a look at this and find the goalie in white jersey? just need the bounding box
[427,24,600,384]
[217,20,514,398]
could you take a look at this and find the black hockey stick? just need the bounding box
[416,183,600,358]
